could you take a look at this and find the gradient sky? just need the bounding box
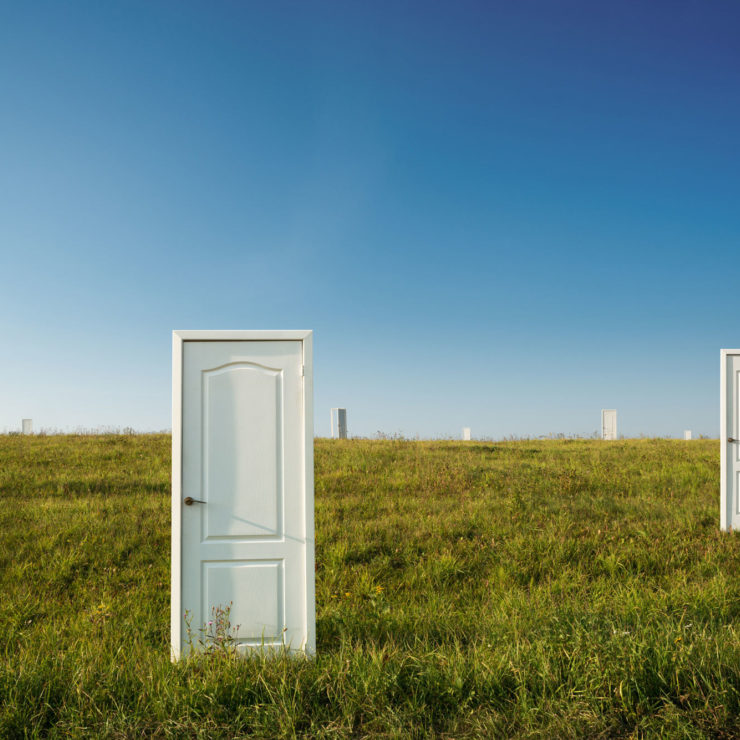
[1,1,738,438]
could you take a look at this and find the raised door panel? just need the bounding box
[203,363,284,540]
[202,560,285,646]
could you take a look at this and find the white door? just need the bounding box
[721,350,740,531]
[171,331,314,657]
[601,409,617,440]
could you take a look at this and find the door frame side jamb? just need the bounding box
[302,332,316,654]
[171,331,184,659]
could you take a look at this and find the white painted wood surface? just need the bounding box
[171,331,314,657]
[601,409,617,440]
[330,408,347,439]
[21,419,32,435]
[462,427,471,441]
[684,430,692,441]
[720,350,740,531]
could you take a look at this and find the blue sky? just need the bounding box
[1,1,738,437]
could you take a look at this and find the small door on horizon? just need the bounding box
[601,409,617,441]
[330,408,347,439]
[171,331,315,658]
[721,350,740,531]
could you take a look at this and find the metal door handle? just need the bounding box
[184,497,206,505]
[729,438,737,443]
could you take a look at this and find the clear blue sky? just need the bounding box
[1,1,738,438]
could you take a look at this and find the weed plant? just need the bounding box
[0,434,738,737]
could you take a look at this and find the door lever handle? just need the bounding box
[729,438,737,443]
[184,497,206,505]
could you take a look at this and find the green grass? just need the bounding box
[0,435,738,738]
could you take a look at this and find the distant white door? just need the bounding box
[330,408,347,439]
[721,350,740,531]
[171,331,314,657]
[601,409,617,440]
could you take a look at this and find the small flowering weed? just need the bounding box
[184,602,241,657]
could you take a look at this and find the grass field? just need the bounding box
[0,434,738,738]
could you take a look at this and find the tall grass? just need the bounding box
[0,435,737,737]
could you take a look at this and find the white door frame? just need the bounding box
[171,330,315,657]
[720,349,740,532]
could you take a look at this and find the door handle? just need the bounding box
[184,497,206,505]
[729,438,737,443]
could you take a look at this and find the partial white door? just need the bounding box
[171,331,314,657]
[601,409,617,440]
[721,350,740,531]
